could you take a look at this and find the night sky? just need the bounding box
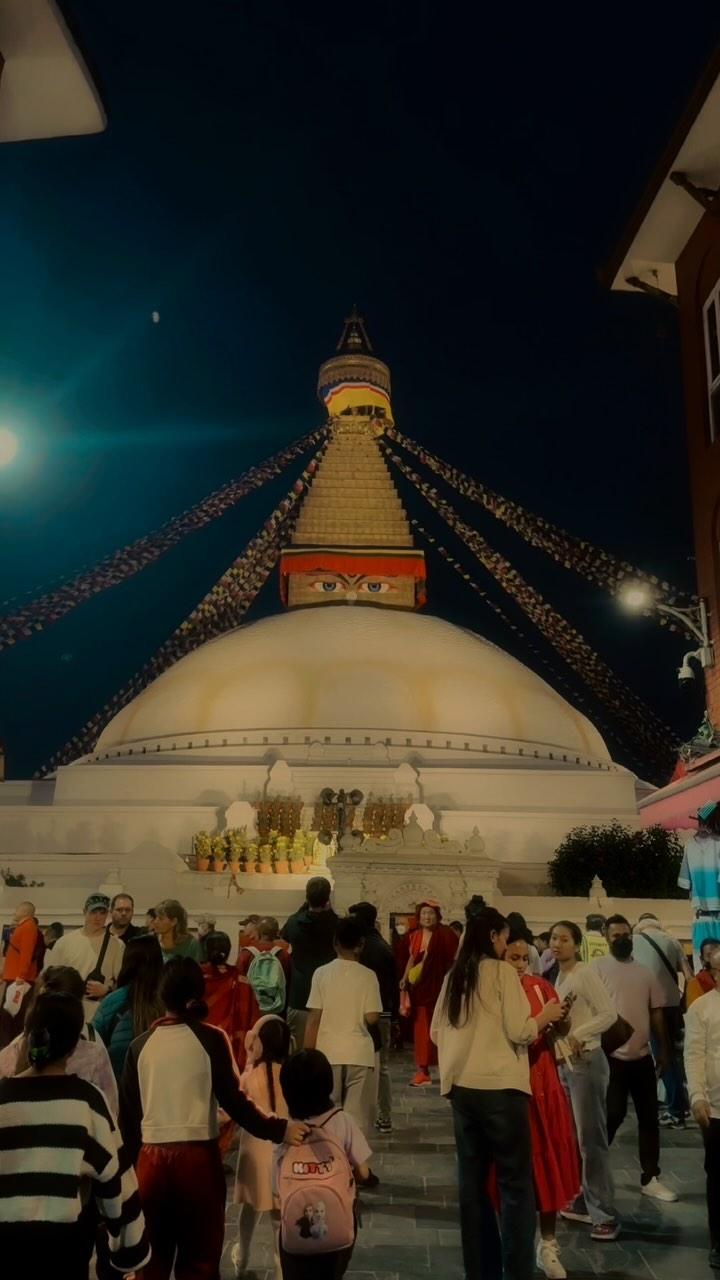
[1,3,719,780]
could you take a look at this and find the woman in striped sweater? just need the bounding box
[0,991,149,1278]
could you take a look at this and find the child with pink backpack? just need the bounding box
[274,1049,373,1279]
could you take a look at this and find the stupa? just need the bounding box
[0,312,640,932]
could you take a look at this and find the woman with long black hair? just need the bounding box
[95,934,164,1080]
[119,957,309,1280]
[431,897,565,1280]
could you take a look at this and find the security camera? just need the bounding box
[678,650,701,684]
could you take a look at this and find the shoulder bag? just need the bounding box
[85,927,112,998]
[601,1013,634,1056]
[641,931,686,1012]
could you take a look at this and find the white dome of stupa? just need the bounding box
[93,606,611,768]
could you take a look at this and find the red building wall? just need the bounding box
[676,214,720,725]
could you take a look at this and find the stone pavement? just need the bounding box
[219,1050,713,1280]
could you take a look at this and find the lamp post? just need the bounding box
[618,583,714,676]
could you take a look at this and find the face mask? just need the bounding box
[610,936,633,960]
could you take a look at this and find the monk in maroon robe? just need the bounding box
[400,901,459,1086]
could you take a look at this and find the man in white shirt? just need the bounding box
[305,915,382,1139]
[592,914,676,1204]
[45,893,124,1021]
[684,948,720,1269]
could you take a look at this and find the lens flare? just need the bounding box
[0,428,19,467]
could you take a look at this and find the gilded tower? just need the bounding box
[280,310,426,609]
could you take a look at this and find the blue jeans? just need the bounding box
[560,1048,617,1225]
[652,1005,687,1121]
[449,1086,535,1280]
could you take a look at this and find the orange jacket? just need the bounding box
[3,916,40,983]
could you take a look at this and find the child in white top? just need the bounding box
[274,1049,372,1280]
[232,1015,291,1280]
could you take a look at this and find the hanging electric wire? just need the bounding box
[42,443,328,773]
[0,427,327,652]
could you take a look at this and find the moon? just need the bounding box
[0,429,19,467]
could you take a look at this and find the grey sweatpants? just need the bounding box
[331,1063,376,1139]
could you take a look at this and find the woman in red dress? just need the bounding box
[504,932,580,1280]
[400,901,459,1087]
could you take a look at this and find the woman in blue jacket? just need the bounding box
[95,934,163,1079]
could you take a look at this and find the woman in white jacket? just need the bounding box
[431,899,564,1280]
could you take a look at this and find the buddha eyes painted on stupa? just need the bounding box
[310,575,395,598]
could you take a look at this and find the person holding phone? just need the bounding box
[550,920,620,1242]
[502,932,580,1279]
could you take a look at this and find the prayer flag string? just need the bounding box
[0,427,327,652]
[386,427,693,632]
[41,442,328,773]
[385,448,676,775]
[410,517,648,774]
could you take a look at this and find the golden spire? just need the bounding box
[279,314,426,610]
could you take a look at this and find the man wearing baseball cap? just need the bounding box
[43,893,125,1021]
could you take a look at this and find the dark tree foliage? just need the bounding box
[548,821,684,898]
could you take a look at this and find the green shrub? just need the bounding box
[548,821,684,898]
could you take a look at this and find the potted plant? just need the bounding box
[300,835,314,869]
[193,832,211,873]
[288,846,306,875]
[244,842,258,875]
[211,834,227,874]
[226,828,245,876]
[274,836,289,875]
[258,843,273,874]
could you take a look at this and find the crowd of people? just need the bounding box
[0,880,714,1280]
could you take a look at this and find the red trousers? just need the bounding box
[413,1005,438,1069]
[136,1141,226,1280]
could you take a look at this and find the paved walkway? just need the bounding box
[219,1051,712,1280]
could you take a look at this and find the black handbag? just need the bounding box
[601,1014,634,1056]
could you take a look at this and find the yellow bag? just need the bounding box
[408,961,425,986]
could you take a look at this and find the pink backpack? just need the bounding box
[278,1110,356,1256]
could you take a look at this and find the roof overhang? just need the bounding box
[639,753,720,830]
[0,0,105,142]
[605,47,720,298]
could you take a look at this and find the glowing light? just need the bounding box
[151,311,160,324]
[0,428,19,467]
[618,582,653,612]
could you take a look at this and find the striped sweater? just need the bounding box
[0,1073,149,1273]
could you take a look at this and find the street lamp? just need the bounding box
[617,581,714,678]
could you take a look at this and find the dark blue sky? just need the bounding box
[1,2,718,779]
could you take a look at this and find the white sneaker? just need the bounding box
[641,1177,678,1203]
[536,1239,567,1279]
[230,1242,248,1277]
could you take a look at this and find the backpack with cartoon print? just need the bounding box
[278,1111,356,1255]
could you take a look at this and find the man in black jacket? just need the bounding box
[350,900,398,1133]
[281,877,338,1049]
